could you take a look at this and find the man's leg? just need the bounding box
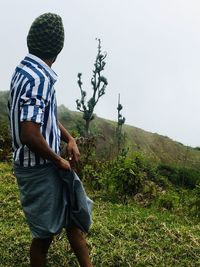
[30,237,53,267]
[66,226,93,267]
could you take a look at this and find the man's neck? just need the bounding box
[43,59,53,67]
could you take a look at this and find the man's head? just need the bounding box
[27,13,65,61]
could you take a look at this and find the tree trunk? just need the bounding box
[85,120,90,137]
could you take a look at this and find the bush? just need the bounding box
[109,158,144,196]
[81,162,104,190]
[80,151,171,201]
[157,164,200,189]
[99,152,153,197]
[156,191,180,211]
[188,185,200,217]
[0,121,12,162]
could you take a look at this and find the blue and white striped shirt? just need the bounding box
[8,54,61,167]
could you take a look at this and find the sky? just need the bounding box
[1,0,200,147]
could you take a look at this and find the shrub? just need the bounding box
[157,164,200,189]
[76,136,97,171]
[99,152,152,197]
[81,163,102,190]
[0,121,12,162]
[188,185,200,217]
[156,191,180,211]
[80,151,171,201]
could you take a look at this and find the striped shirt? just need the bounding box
[8,53,61,167]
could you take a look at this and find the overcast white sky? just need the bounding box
[1,0,200,147]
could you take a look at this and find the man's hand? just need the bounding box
[58,122,81,162]
[54,157,71,170]
[67,139,80,162]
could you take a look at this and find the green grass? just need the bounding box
[1,162,200,267]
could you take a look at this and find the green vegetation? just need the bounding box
[1,161,200,267]
[0,90,9,121]
[0,91,12,161]
[0,121,11,161]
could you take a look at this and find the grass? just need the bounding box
[1,162,200,267]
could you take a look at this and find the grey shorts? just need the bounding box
[14,163,69,239]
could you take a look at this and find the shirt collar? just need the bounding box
[24,53,58,84]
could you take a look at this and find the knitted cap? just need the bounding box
[27,13,65,59]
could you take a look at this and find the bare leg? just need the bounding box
[30,237,53,267]
[66,226,93,267]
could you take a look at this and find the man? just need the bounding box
[8,13,93,267]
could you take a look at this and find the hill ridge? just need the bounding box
[1,90,200,168]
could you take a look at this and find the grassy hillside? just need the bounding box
[1,90,200,168]
[57,101,200,169]
[1,162,200,267]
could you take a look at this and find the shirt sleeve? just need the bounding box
[20,76,50,125]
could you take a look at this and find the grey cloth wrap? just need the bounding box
[14,163,93,238]
[59,169,93,233]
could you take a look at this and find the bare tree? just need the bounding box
[116,94,126,154]
[76,39,108,136]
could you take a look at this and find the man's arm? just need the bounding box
[58,121,75,143]
[20,121,71,170]
[58,121,80,162]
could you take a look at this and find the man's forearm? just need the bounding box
[58,121,75,143]
[58,121,80,162]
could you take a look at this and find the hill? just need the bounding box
[1,90,200,168]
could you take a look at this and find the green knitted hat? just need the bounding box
[27,13,65,59]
